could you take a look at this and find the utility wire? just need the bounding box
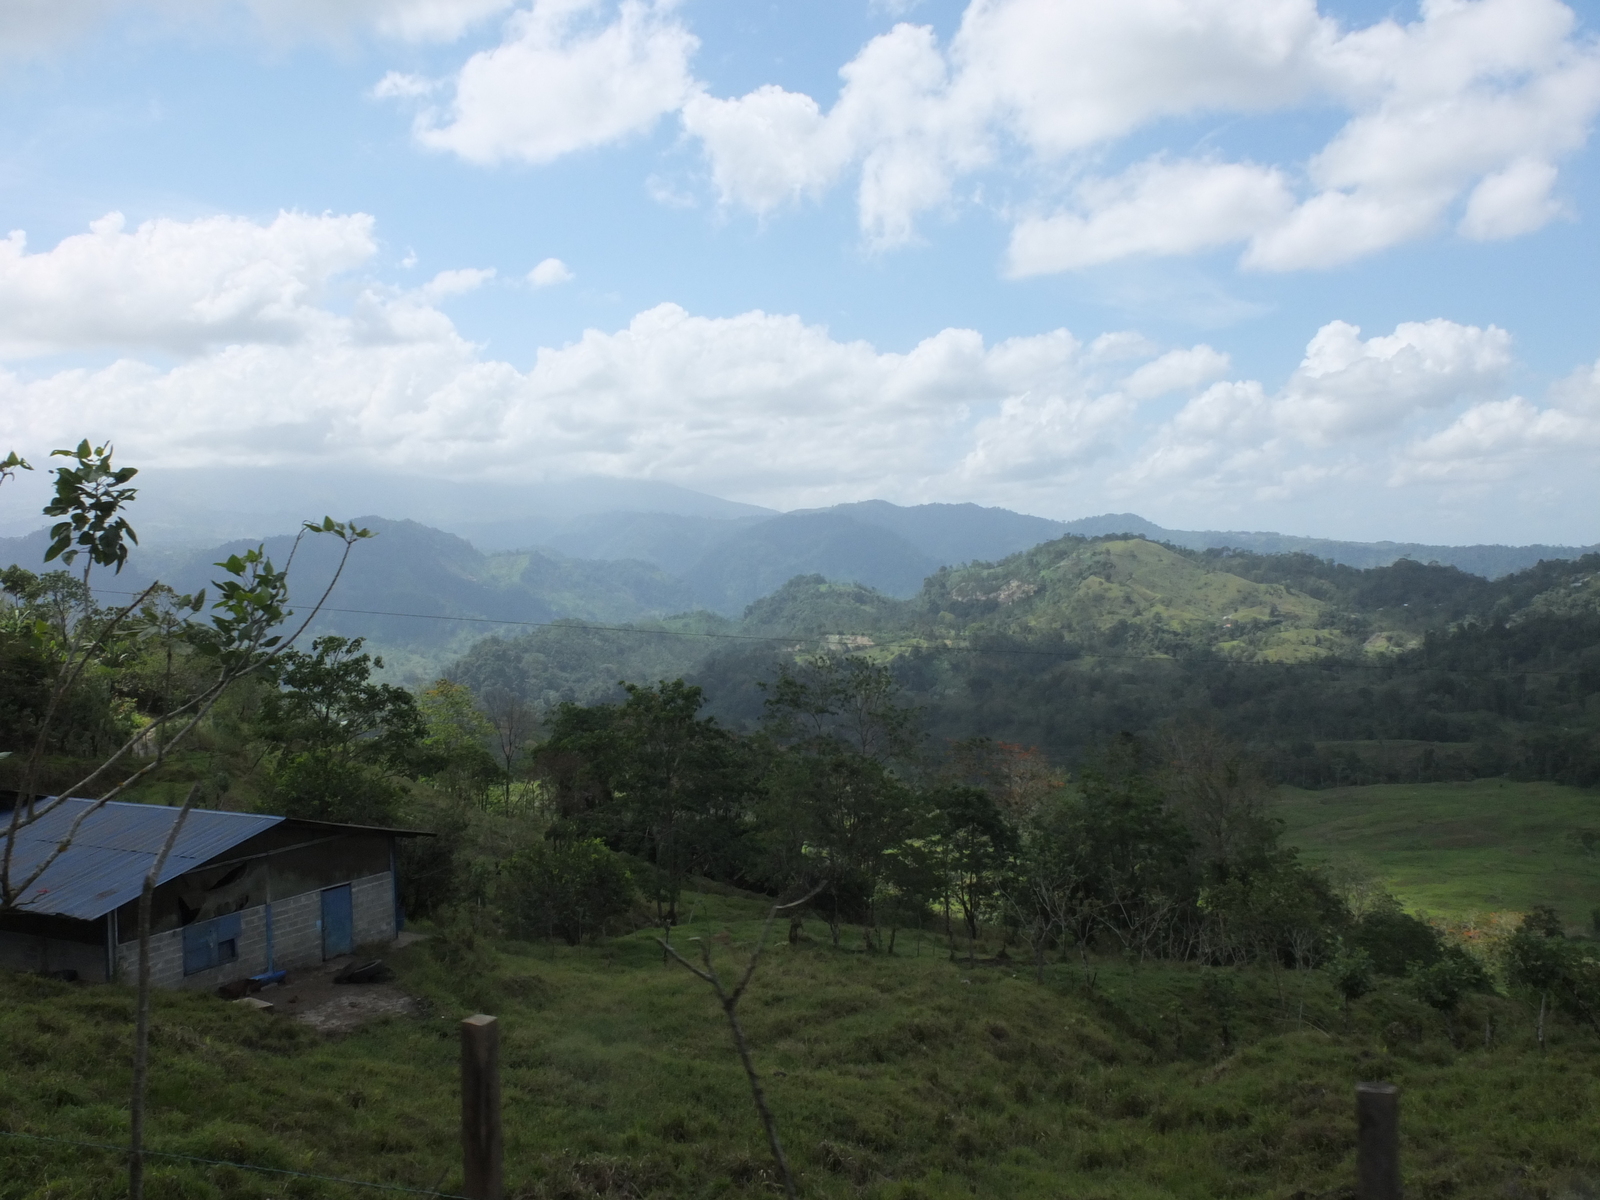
[0,1129,467,1198]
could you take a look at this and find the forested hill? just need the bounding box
[448,535,1600,788]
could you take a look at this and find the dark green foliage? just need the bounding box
[253,635,432,824]
[1352,908,1444,977]
[42,439,139,577]
[501,837,636,944]
[1409,946,1493,1013]
[1328,944,1376,1005]
[536,680,759,921]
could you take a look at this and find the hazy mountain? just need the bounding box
[0,518,696,680]
[1064,517,1600,578]
[0,466,774,547]
[807,500,1070,566]
[683,512,941,613]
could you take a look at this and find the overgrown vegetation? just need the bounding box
[5,891,1600,1199]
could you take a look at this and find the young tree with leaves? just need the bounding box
[2,440,372,1200]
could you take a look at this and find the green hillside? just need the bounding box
[5,896,1598,1200]
[1277,779,1600,928]
[923,537,1349,662]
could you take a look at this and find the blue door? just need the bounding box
[321,885,353,959]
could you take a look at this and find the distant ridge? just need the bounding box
[1061,515,1600,579]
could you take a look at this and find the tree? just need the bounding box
[1156,719,1280,881]
[419,679,502,807]
[608,681,756,926]
[761,657,923,947]
[1073,736,1196,961]
[501,838,635,945]
[253,636,431,825]
[927,784,1012,960]
[483,685,538,811]
[2,440,371,1200]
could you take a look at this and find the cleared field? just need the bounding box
[1276,778,1600,928]
[4,893,1599,1199]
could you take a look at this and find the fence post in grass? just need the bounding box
[1356,1082,1400,1200]
[461,1014,503,1200]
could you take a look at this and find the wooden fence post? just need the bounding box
[1356,1081,1400,1200]
[461,1015,503,1200]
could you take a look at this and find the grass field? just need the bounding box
[4,890,1600,1200]
[1276,778,1600,929]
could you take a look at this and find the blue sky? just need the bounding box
[1,0,1597,545]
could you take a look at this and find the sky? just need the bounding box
[0,0,1597,545]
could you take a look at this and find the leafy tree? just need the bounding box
[927,783,1013,955]
[761,656,923,946]
[534,681,758,926]
[1409,946,1492,1014]
[483,685,538,811]
[1074,737,1196,960]
[1506,909,1600,1034]
[501,838,635,945]
[253,635,431,824]
[1351,908,1444,977]
[418,679,502,807]
[1157,719,1280,880]
[1328,943,1376,1010]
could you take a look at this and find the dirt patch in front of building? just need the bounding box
[247,937,427,1034]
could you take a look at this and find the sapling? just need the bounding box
[659,886,823,1200]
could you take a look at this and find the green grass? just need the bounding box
[4,891,1600,1199]
[1277,778,1600,928]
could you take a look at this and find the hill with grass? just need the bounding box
[5,883,1597,1200]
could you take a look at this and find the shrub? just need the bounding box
[1407,946,1492,1013]
[502,838,636,945]
[1351,909,1442,976]
[1327,944,1375,1006]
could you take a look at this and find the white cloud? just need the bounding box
[1007,159,1296,275]
[1395,359,1600,484]
[0,204,1591,534]
[674,0,1600,267]
[400,0,699,165]
[527,257,574,287]
[1459,158,1566,240]
[0,210,376,357]
[1280,318,1511,440]
[420,266,495,299]
[246,0,514,43]
[682,21,988,246]
[1120,344,1231,401]
[0,0,514,56]
[1117,318,1513,497]
[0,235,1124,507]
[0,0,121,59]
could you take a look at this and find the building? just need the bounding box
[0,797,426,990]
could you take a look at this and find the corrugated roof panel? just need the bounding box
[3,799,283,922]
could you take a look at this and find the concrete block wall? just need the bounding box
[267,888,323,972]
[351,872,397,948]
[121,904,271,991]
[114,871,395,990]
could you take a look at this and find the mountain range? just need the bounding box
[3,481,1598,682]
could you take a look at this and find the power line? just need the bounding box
[0,1129,467,1198]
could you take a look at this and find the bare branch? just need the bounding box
[129,783,200,1200]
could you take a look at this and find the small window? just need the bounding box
[181,911,244,976]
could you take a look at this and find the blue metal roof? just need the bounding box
[3,799,284,921]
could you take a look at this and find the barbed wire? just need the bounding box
[0,1129,467,1198]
